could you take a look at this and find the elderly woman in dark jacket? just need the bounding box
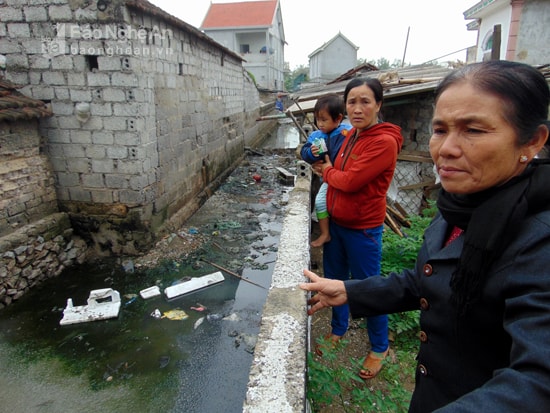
[300,60,550,412]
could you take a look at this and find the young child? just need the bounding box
[300,94,351,247]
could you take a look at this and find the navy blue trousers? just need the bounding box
[322,222,389,353]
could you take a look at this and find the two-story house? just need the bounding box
[200,0,286,91]
[464,0,549,65]
[308,32,359,84]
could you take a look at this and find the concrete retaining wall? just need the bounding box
[244,161,312,412]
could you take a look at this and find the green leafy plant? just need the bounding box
[307,333,417,413]
[384,202,436,339]
[306,337,363,411]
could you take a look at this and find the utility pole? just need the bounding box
[402,26,410,67]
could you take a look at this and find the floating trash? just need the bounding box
[161,309,189,321]
[121,259,135,273]
[164,272,225,299]
[140,286,161,299]
[158,355,170,369]
[59,288,121,326]
[223,313,240,322]
[194,317,205,330]
[151,309,161,319]
[124,296,137,306]
[190,303,207,312]
[206,313,223,322]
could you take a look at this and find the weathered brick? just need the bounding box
[24,7,48,22]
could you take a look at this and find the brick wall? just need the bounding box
[0,0,272,255]
[0,120,58,237]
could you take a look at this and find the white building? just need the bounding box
[464,0,549,65]
[308,32,359,84]
[201,0,286,91]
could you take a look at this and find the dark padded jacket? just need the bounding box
[345,211,550,412]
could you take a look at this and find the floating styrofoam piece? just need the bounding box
[140,286,161,299]
[60,288,121,325]
[164,271,225,299]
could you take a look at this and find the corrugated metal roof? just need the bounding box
[289,62,550,113]
[201,0,277,29]
[0,78,52,122]
[290,63,455,107]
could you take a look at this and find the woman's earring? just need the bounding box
[519,155,528,163]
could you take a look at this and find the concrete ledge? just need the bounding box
[243,163,311,412]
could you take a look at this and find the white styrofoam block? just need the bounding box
[140,285,161,299]
[164,271,225,299]
[60,288,121,325]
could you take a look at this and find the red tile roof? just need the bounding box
[0,78,52,122]
[201,0,277,29]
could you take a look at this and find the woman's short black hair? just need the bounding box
[343,77,384,105]
[435,61,550,147]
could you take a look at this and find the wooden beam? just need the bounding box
[398,180,436,190]
[398,153,433,163]
[285,109,309,141]
[385,212,404,237]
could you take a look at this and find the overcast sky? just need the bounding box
[149,0,479,70]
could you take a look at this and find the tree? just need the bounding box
[284,65,309,92]
[358,57,405,69]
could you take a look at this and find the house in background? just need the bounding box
[200,0,286,91]
[464,0,549,65]
[308,32,359,84]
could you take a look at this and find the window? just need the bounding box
[240,44,250,54]
[482,31,493,62]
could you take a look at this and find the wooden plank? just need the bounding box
[285,109,309,141]
[397,153,433,163]
[387,204,411,227]
[393,201,409,219]
[398,180,435,190]
[385,212,403,237]
[275,166,295,185]
[290,99,318,131]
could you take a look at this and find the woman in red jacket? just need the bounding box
[311,77,403,379]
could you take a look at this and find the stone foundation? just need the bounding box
[0,212,89,309]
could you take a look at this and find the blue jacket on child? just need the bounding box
[300,124,351,165]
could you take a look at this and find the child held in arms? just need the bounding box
[300,94,351,247]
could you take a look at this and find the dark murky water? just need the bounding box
[0,122,300,412]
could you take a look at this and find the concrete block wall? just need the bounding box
[0,0,267,256]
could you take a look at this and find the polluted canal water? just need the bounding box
[0,122,301,412]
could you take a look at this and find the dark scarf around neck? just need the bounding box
[437,160,550,314]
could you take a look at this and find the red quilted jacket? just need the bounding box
[323,122,403,229]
